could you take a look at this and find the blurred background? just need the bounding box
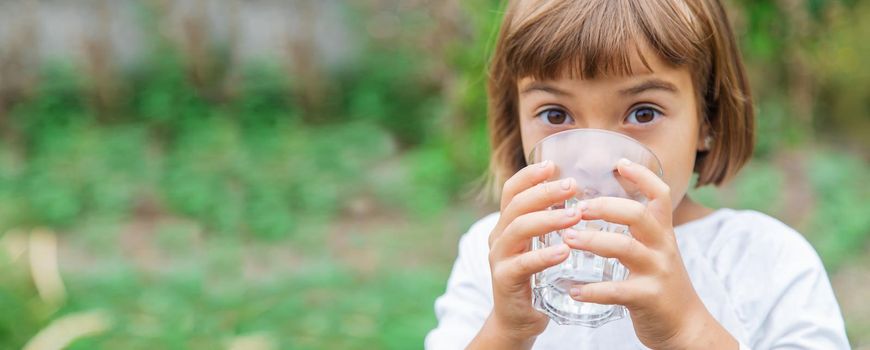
[0,0,867,348]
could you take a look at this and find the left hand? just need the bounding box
[562,158,737,349]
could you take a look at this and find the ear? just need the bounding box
[697,122,712,152]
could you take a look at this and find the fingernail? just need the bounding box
[538,160,551,168]
[563,229,577,241]
[618,158,633,168]
[569,287,582,297]
[560,178,573,190]
[577,200,589,212]
[565,207,577,217]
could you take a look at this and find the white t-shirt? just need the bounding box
[425,208,850,349]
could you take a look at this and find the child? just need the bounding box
[425,0,850,349]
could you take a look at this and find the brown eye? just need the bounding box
[546,110,566,124]
[536,108,573,125]
[627,106,660,125]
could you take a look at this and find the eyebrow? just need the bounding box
[619,79,679,96]
[520,78,679,97]
[520,82,574,97]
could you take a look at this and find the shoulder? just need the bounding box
[686,210,848,347]
[680,209,820,270]
[679,209,828,317]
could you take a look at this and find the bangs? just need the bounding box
[502,0,708,81]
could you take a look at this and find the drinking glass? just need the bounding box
[528,129,663,327]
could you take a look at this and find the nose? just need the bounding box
[567,110,621,131]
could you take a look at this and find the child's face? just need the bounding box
[516,46,706,210]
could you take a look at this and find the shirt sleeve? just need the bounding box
[725,213,851,349]
[425,215,496,350]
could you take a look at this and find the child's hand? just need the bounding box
[562,159,737,349]
[473,160,581,348]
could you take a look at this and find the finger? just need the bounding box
[578,196,663,245]
[497,243,569,285]
[491,176,577,246]
[491,207,582,259]
[561,228,652,271]
[568,280,643,307]
[500,160,555,212]
[503,177,577,226]
[490,161,558,247]
[615,158,672,225]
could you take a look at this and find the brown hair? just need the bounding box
[486,0,754,197]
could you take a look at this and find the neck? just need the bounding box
[672,195,714,227]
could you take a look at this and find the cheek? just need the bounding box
[519,117,540,159]
[663,148,697,209]
[644,119,701,209]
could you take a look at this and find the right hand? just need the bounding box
[485,160,581,343]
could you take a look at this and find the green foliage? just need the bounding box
[0,253,446,349]
[162,117,247,235]
[812,0,870,145]
[341,50,443,148]
[10,62,91,138]
[234,63,298,128]
[12,124,148,228]
[805,151,870,270]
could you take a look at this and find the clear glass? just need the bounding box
[528,129,663,327]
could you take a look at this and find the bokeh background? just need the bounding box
[0,0,867,349]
